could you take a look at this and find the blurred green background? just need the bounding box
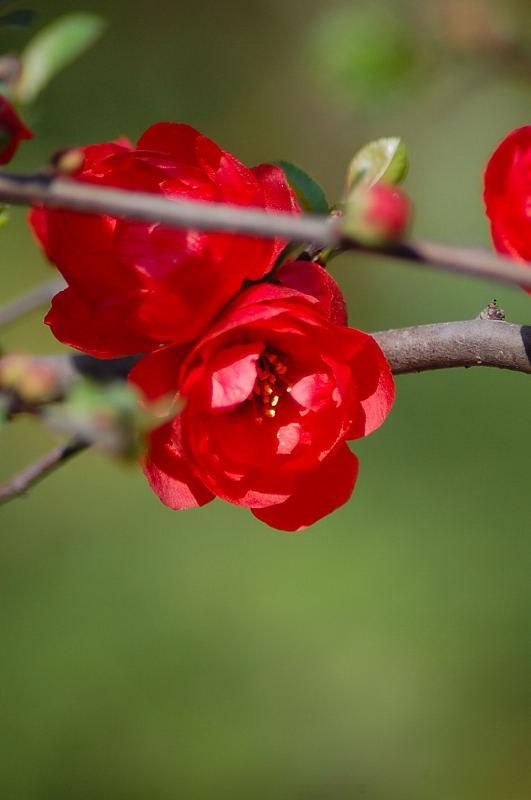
[1,1,530,798]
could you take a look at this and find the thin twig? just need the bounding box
[0,436,89,505]
[0,171,530,290]
[0,277,66,328]
[357,240,531,291]
[0,172,336,240]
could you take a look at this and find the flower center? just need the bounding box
[253,351,291,419]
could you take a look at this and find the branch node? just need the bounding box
[478,298,506,321]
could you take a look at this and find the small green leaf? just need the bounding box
[44,380,181,461]
[346,137,408,192]
[275,160,329,214]
[0,205,10,228]
[14,12,107,104]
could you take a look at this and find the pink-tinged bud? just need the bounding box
[0,355,61,404]
[342,183,411,246]
[0,95,33,165]
[364,183,410,239]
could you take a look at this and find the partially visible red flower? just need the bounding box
[130,268,394,531]
[0,96,32,164]
[484,126,531,291]
[29,122,300,357]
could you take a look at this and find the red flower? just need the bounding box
[0,96,32,164]
[484,126,531,291]
[29,123,299,357]
[130,265,394,531]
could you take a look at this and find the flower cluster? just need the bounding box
[484,125,531,293]
[30,122,395,530]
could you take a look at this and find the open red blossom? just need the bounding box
[484,126,531,292]
[130,271,394,531]
[29,122,300,357]
[0,96,32,164]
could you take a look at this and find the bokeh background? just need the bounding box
[1,1,530,798]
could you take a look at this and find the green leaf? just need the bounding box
[346,137,408,192]
[14,12,107,104]
[275,160,329,215]
[44,380,182,461]
[0,205,10,228]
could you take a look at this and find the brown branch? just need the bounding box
[71,320,530,376]
[0,171,530,290]
[0,321,528,411]
[0,319,527,508]
[372,320,531,374]
[0,277,66,328]
[0,436,88,506]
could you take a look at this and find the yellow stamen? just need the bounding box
[253,350,291,419]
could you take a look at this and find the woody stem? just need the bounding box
[0,171,530,290]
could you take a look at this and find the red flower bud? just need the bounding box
[130,278,394,531]
[364,183,410,238]
[0,95,32,165]
[29,122,300,358]
[484,126,531,293]
[342,183,410,246]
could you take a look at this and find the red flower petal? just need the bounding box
[346,332,395,438]
[28,207,51,258]
[81,139,133,176]
[252,444,359,531]
[252,163,300,215]
[145,422,214,510]
[249,163,301,275]
[137,122,203,159]
[209,343,262,411]
[129,345,188,402]
[290,372,336,411]
[45,286,157,359]
[276,260,348,325]
[276,422,302,455]
[31,207,131,300]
